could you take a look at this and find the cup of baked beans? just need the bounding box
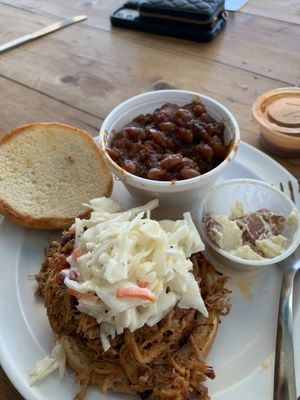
[99,90,240,219]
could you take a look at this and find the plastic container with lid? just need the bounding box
[252,87,300,157]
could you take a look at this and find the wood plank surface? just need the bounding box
[243,0,300,25]
[0,370,23,400]
[0,77,100,135]
[1,3,299,179]
[2,0,300,84]
[0,6,291,128]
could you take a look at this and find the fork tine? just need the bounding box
[288,181,296,204]
[280,182,284,193]
[279,181,296,204]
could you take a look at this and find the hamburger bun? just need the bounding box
[0,123,113,229]
[60,336,89,374]
[195,312,219,359]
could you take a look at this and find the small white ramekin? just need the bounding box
[99,90,240,219]
[199,178,300,271]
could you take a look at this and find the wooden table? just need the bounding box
[0,1,299,399]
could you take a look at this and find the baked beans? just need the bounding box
[106,102,228,181]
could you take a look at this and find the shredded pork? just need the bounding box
[36,231,230,400]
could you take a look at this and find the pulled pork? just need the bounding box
[36,231,230,400]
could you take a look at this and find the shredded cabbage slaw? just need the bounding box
[29,340,66,386]
[64,198,207,351]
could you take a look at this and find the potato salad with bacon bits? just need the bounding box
[205,201,297,260]
[63,198,207,351]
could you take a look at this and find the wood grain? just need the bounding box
[0,369,23,400]
[2,0,300,84]
[0,77,100,136]
[0,0,123,31]
[243,0,300,25]
[0,5,299,178]
[0,6,293,136]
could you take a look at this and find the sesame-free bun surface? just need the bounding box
[0,123,113,229]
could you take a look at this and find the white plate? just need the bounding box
[0,141,299,400]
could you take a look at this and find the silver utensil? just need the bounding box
[0,15,87,55]
[274,246,300,400]
[274,181,300,400]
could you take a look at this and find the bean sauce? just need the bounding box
[107,102,228,181]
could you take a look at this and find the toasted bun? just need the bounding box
[0,123,112,229]
[196,312,219,359]
[60,336,89,374]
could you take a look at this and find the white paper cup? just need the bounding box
[99,90,240,219]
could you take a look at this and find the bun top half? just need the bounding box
[0,122,113,229]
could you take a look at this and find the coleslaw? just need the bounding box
[64,197,207,351]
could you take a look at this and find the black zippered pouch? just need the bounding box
[111,0,227,42]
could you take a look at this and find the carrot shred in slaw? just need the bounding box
[71,247,81,260]
[116,287,156,302]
